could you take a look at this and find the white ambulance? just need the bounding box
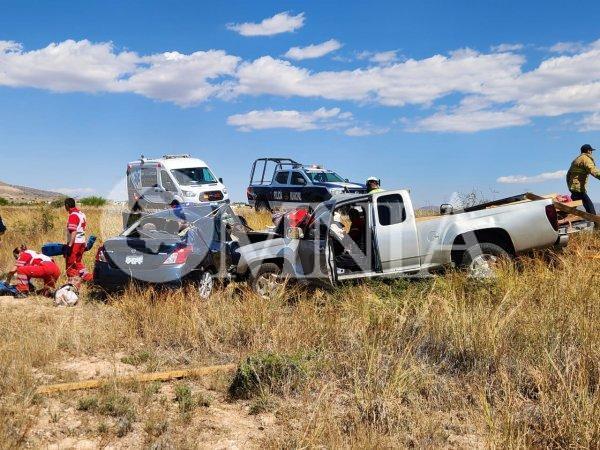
[126,154,229,210]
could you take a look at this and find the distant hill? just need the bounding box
[0,181,63,202]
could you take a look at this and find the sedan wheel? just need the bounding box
[197,271,214,299]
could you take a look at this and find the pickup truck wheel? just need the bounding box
[462,243,510,279]
[250,263,285,299]
[255,200,271,212]
[197,271,214,299]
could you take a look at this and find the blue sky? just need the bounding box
[1,0,599,205]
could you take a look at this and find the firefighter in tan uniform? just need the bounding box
[566,144,599,214]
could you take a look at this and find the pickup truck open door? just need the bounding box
[372,190,421,273]
[296,205,336,287]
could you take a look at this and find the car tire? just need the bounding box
[250,263,285,299]
[461,242,511,279]
[197,271,214,299]
[255,200,271,212]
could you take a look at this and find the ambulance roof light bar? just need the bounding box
[162,154,191,159]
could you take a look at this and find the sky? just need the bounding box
[0,0,599,206]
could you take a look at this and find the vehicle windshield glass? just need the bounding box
[306,171,345,183]
[170,167,217,186]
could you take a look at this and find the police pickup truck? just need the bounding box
[246,158,366,211]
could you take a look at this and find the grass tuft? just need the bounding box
[229,352,307,399]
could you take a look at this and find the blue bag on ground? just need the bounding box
[0,281,19,297]
[86,235,97,251]
[42,243,66,257]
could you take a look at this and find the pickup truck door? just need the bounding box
[297,205,335,286]
[372,190,421,273]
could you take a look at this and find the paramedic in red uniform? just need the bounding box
[64,198,92,287]
[5,245,61,296]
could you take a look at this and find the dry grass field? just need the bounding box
[0,204,599,448]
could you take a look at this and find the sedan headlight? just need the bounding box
[329,188,344,195]
[183,190,195,197]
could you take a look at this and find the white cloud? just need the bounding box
[369,50,398,64]
[0,39,240,106]
[284,39,342,60]
[0,39,138,92]
[227,12,305,36]
[227,107,350,131]
[235,51,525,106]
[2,37,600,133]
[497,170,567,184]
[491,43,524,53]
[412,109,530,132]
[549,41,587,54]
[344,126,389,136]
[120,50,240,105]
[579,112,600,131]
[357,50,398,64]
[227,107,387,137]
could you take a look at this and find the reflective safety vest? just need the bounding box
[16,250,52,267]
[67,208,87,244]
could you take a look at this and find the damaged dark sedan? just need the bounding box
[93,204,282,298]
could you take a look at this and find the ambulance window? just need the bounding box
[161,171,177,192]
[275,171,290,184]
[141,167,158,188]
[291,171,307,186]
[377,194,406,226]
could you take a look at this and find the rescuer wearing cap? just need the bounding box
[366,177,384,194]
[567,144,600,214]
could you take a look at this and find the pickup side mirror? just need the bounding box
[345,178,349,182]
[218,177,223,183]
[287,227,304,240]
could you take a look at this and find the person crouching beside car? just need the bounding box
[64,197,92,288]
[5,245,61,297]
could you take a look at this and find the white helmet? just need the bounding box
[54,284,79,307]
[366,176,380,184]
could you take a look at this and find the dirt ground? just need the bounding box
[0,295,277,449]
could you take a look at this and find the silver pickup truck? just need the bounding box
[235,190,568,296]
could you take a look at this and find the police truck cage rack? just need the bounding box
[250,158,300,185]
[249,157,330,185]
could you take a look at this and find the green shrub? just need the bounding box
[0,197,10,206]
[174,383,194,413]
[229,352,307,399]
[77,396,99,411]
[98,392,135,419]
[79,196,108,207]
[121,350,152,366]
[49,197,68,208]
